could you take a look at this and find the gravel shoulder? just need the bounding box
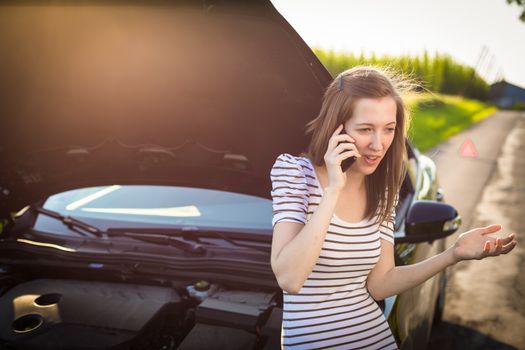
[425,111,525,349]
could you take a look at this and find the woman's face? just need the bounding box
[343,96,397,175]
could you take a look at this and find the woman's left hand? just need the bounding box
[452,224,517,263]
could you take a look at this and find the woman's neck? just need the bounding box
[345,169,366,192]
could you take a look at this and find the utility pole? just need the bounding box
[461,45,488,97]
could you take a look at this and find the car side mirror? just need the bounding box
[401,200,461,244]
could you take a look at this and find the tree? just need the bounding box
[507,0,525,22]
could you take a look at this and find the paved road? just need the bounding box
[423,111,525,349]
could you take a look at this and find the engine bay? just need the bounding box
[0,278,282,350]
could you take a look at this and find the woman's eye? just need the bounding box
[358,127,395,133]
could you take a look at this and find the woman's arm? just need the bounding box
[271,125,360,294]
[366,224,518,300]
[271,187,341,294]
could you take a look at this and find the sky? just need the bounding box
[270,0,525,88]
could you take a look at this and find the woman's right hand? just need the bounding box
[323,124,362,192]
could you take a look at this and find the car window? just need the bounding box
[33,185,273,235]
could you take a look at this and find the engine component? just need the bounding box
[195,289,274,331]
[185,280,218,302]
[0,279,181,350]
[176,323,257,350]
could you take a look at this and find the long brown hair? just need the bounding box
[300,66,413,224]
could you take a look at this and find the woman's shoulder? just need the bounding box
[272,153,313,172]
[271,153,303,178]
[274,152,300,163]
[271,154,318,193]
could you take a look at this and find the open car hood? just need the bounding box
[0,0,332,219]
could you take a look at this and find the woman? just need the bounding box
[269,66,517,349]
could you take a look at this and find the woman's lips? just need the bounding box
[363,155,380,166]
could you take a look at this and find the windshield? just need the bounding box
[33,185,273,236]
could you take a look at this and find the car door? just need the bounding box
[389,142,446,350]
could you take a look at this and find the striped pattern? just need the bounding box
[270,153,398,350]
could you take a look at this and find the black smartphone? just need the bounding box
[338,127,357,172]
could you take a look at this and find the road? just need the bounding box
[423,110,525,349]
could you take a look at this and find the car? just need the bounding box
[0,0,461,349]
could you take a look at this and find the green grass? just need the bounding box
[405,93,497,152]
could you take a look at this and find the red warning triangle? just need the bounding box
[459,138,478,158]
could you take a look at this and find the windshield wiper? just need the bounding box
[31,207,269,254]
[33,206,103,238]
[106,226,271,253]
[104,230,207,255]
[31,206,206,255]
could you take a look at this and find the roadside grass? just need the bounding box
[405,93,497,153]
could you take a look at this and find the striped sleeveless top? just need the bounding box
[270,153,399,350]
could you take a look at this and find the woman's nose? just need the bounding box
[369,133,383,151]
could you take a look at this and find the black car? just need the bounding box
[0,1,461,349]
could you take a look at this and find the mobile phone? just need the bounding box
[338,127,357,172]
